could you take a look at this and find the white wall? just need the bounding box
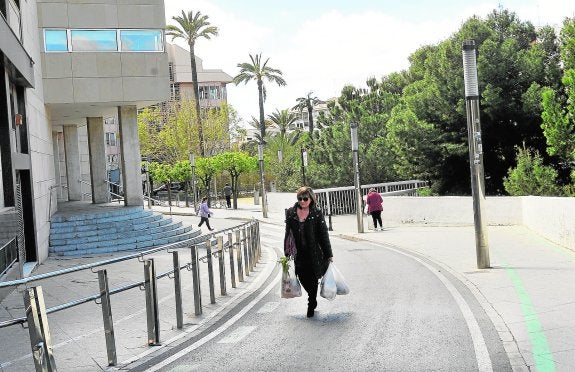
[23,0,55,263]
[267,193,575,251]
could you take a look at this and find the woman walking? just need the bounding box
[366,188,384,231]
[284,186,333,317]
[197,197,214,231]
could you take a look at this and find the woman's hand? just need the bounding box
[328,257,333,262]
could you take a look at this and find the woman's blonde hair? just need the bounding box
[296,186,316,207]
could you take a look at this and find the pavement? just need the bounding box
[1,198,575,371]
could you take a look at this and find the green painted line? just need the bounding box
[505,266,556,372]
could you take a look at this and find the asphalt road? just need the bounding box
[126,223,512,372]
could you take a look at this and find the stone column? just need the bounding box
[87,117,108,204]
[118,105,143,206]
[63,125,81,201]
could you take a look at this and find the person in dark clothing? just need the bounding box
[284,186,333,318]
[223,183,232,208]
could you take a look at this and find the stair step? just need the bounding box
[53,229,202,256]
[49,224,194,253]
[50,213,165,237]
[50,221,183,246]
[50,208,153,226]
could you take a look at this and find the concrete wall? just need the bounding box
[22,0,55,263]
[37,0,169,105]
[267,193,575,251]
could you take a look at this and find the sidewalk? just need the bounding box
[1,200,575,371]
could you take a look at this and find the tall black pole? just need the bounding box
[462,40,490,269]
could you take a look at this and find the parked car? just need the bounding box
[151,182,185,196]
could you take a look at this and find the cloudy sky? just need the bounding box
[163,0,575,124]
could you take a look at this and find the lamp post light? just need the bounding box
[258,143,268,218]
[462,40,490,269]
[189,153,197,211]
[300,147,308,185]
[350,121,364,233]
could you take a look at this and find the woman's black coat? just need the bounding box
[284,203,333,280]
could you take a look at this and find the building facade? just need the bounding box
[1,0,170,271]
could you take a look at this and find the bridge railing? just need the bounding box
[314,180,428,216]
[0,220,261,371]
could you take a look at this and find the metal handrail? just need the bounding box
[0,236,18,277]
[0,223,240,289]
[0,219,261,370]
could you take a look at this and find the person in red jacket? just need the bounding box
[366,188,384,231]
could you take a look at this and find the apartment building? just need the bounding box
[0,0,170,271]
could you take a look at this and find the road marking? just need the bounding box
[217,326,257,343]
[143,268,281,372]
[379,244,494,372]
[257,301,280,313]
[504,266,556,372]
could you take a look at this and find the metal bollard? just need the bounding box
[217,236,226,296]
[257,222,262,260]
[228,232,236,288]
[23,286,57,372]
[143,259,160,345]
[249,224,256,270]
[98,270,117,366]
[242,227,249,276]
[235,230,244,282]
[206,239,216,304]
[328,214,333,231]
[190,245,202,316]
[172,251,183,329]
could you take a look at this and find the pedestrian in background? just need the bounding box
[366,188,383,231]
[197,197,214,231]
[284,186,333,317]
[223,183,232,208]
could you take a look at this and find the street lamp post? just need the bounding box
[300,147,308,185]
[462,40,490,269]
[189,153,197,211]
[258,143,268,218]
[350,121,364,233]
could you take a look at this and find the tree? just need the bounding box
[166,10,219,157]
[268,109,298,136]
[213,152,258,209]
[233,53,286,140]
[503,145,560,195]
[294,92,323,134]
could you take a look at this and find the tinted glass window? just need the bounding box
[45,30,68,52]
[120,30,163,51]
[71,30,117,51]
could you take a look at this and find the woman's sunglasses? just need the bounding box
[297,196,309,202]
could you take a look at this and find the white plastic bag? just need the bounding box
[332,264,350,295]
[320,264,337,300]
[281,265,302,299]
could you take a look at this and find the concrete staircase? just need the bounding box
[49,206,200,256]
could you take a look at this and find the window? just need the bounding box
[44,29,164,53]
[45,30,68,52]
[120,30,163,52]
[105,132,117,146]
[71,30,117,51]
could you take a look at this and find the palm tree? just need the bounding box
[247,116,274,144]
[294,91,323,134]
[233,53,286,141]
[268,109,298,136]
[166,10,219,157]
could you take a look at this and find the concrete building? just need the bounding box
[0,0,170,272]
[166,43,233,109]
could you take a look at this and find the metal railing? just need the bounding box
[0,237,18,277]
[314,180,428,216]
[0,220,261,371]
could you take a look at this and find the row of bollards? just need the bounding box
[17,221,261,372]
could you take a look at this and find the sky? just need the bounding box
[163,0,575,125]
